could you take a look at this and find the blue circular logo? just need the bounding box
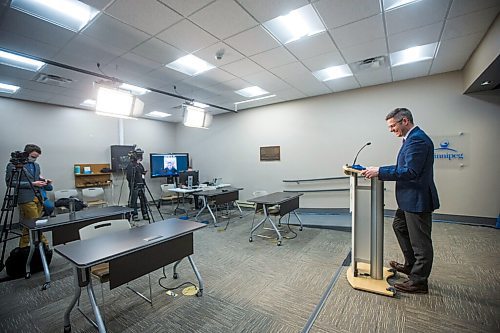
[440,140,449,148]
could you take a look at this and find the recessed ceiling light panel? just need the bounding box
[0,82,20,94]
[384,0,422,11]
[166,54,215,76]
[0,50,45,71]
[390,42,438,67]
[11,0,99,32]
[263,4,326,44]
[313,64,353,82]
[235,86,269,98]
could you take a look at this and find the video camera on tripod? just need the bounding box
[128,148,144,162]
[10,151,30,166]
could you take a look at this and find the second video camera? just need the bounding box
[10,151,29,165]
[128,148,144,162]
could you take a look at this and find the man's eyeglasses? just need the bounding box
[388,118,403,129]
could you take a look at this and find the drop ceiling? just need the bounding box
[0,0,498,123]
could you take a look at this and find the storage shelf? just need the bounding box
[74,163,111,188]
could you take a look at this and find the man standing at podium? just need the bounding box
[361,108,439,294]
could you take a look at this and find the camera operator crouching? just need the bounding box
[126,148,149,222]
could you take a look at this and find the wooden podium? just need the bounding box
[343,165,395,296]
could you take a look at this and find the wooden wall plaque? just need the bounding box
[260,146,280,161]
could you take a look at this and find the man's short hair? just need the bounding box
[24,144,41,154]
[386,107,413,123]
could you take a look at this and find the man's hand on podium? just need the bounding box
[361,166,379,179]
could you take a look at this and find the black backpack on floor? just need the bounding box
[5,243,53,279]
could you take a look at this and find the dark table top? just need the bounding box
[20,205,133,231]
[195,187,243,197]
[54,218,206,268]
[248,192,303,205]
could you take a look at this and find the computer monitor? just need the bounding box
[178,170,199,188]
[149,153,189,178]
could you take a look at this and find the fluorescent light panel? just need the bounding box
[384,0,422,11]
[119,83,150,95]
[166,54,215,76]
[313,64,353,82]
[146,111,171,118]
[234,94,277,105]
[390,43,438,67]
[0,83,20,94]
[10,0,99,32]
[263,4,326,44]
[235,86,269,98]
[0,50,45,71]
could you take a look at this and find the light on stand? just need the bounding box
[183,105,212,129]
[95,85,144,119]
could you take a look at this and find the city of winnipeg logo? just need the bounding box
[434,139,464,160]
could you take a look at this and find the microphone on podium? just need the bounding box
[351,142,371,170]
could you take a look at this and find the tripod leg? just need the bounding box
[143,183,164,221]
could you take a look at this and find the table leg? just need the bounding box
[235,201,243,217]
[63,268,83,333]
[187,255,204,296]
[206,203,218,227]
[87,280,106,333]
[292,210,304,231]
[25,229,36,279]
[38,239,51,290]
[195,197,208,220]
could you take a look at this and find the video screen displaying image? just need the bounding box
[150,153,189,178]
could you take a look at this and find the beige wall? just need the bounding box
[176,71,500,218]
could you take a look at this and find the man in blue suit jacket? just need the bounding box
[362,108,439,294]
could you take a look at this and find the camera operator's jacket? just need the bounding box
[5,162,52,204]
[126,162,146,188]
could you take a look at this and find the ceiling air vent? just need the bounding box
[351,56,387,73]
[33,73,73,86]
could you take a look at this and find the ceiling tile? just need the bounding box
[441,6,500,40]
[1,9,75,48]
[274,87,307,100]
[54,35,125,72]
[314,0,381,29]
[341,38,387,63]
[301,51,345,71]
[430,32,484,74]
[385,0,450,35]
[244,70,291,92]
[388,22,443,52]
[106,0,182,35]
[286,32,338,60]
[269,62,331,96]
[355,67,392,87]
[80,0,111,11]
[156,19,218,53]
[323,76,360,92]
[237,0,308,22]
[193,42,244,67]
[225,26,280,57]
[250,47,297,69]
[448,0,500,18]
[0,31,59,59]
[332,14,385,49]
[103,52,162,81]
[157,0,215,17]
[391,59,433,82]
[189,0,257,39]
[181,68,236,90]
[220,58,264,77]
[0,64,38,81]
[131,38,185,64]
[82,14,150,51]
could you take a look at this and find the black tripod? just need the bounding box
[0,162,43,272]
[127,162,163,223]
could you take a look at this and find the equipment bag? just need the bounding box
[5,243,53,278]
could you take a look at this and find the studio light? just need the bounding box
[183,105,212,129]
[95,85,144,119]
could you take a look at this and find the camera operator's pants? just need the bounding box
[19,200,49,248]
[129,186,148,218]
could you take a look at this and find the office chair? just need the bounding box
[54,189,79,213]
[78,219,153,324]
[82,187,107,208]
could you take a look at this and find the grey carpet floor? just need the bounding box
[0,207,498,333]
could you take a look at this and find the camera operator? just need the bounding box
[126,149,149,222]
[5,144,53,248]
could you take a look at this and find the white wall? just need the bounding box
[176,71,500,218]
[0,98,177,205]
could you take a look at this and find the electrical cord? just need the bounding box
[158,266,196,291]
[282,214,298,240]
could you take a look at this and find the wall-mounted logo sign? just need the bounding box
[431,133,468,168]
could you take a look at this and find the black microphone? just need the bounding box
[351,142,371,169]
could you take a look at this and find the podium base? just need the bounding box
[347,263,395,297]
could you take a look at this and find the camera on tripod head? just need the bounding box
[128,148,144,162]
[10,151,29,165]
